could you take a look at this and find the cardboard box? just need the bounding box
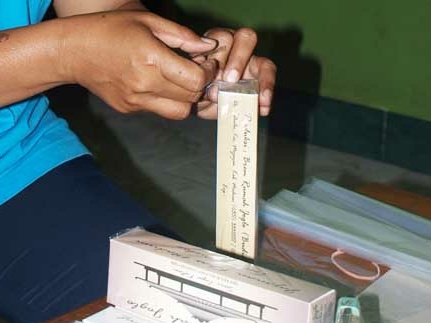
[216,80,259,259]
[107,228,336,323]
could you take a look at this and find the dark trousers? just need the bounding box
[0,156,173,323]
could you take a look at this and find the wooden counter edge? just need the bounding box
[42,298,108,323]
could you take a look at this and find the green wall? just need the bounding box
[177,0,431,122]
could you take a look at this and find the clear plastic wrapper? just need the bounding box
[108,227,336,323]
[258,189,431,283]
[299,177,431,240]
[258,226,389,296]
[358,269,431,323]
[216,80,259,259]
[258,184,431,321]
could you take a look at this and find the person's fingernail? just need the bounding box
[260,107,270,116]
[201,37,217,46]
[263,89,273,102]
[225,69,239,83]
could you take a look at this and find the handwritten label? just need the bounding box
[124,299,201,323]
[112,284,253,323]
[216,88,258,258]
[114,284,202,323]
[84,306,254,323]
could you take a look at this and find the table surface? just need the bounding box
[42,183,431,323]
[43,298,108,323]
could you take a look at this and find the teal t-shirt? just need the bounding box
[0,0,89,204]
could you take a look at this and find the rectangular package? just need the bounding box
[216,80,259,259]
[107,228,336,323]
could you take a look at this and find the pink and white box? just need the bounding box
[107,228,336,323]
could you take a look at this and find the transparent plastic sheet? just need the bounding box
[258,191,431,321]
[258,191,431,283]
[258,226,389,297]
[108,226,146,240]
[268,190,431,260]
[358,269,431,323]
[299,177,431,240]
[216,79,259,95]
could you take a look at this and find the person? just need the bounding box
[0,0,276,322]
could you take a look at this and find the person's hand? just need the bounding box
[59,11,219,119]
[190,28,277,119]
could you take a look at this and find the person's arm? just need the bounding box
[0,19,67,107]
[52,0,277,118]
[53,0,146,17]
[0,1,218,119]
[0,0,144,107]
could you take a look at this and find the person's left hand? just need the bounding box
[190,28,277,119]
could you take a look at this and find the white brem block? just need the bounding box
[216,80,259,259]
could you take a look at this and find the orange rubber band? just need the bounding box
[331,249,380,281]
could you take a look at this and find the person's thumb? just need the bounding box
[140,12,217,53]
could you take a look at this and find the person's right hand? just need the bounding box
[59,11,219,119]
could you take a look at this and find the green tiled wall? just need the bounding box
[268,89,431,175]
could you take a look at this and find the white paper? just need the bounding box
[83,306,157,323]
[261,189,431,281]
[115,284,203,323]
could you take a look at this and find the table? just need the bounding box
[42,183,431,323]
[42,298,108,323]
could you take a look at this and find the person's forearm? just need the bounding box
[0,19,69,107]
[0,0,147,108]
[115,0,147,11]
[53,0,146,17]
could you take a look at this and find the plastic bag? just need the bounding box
[258,189,431,282]
[299,177,431,240]
[259,226,389,296]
